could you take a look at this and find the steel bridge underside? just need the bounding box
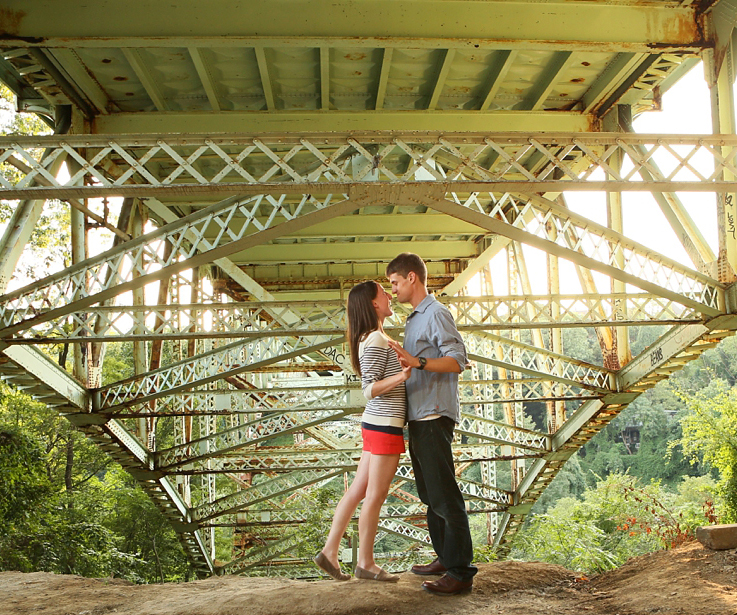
[1,0,737,577]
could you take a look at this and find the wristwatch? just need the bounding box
[417,357,427,370]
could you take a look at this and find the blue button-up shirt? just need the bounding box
[403,295,467,423]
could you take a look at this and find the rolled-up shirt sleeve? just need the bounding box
[430,308,467,371]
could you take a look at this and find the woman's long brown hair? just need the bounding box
[347,281,380,376]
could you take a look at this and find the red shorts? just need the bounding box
[362,426,405,455]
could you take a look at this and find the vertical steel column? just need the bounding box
[547,232,565,430]
[147,240,174,452]
[705,18,737,282]
[170,274,193,505]
[88,198,134,388]
[131,201,149,442]
[505,245,521,490]
[70,198,87,382]
[607,123,631,368]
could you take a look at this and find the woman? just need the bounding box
[314,280,410,582]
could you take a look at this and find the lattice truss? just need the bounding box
[2,133,737,201]
[1,126,737,579]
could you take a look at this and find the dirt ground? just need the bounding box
[0,541,735,615]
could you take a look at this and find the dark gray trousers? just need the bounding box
[408,416,478,582]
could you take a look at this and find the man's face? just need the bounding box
[388,272,412,304]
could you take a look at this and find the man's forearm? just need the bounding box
[421,356,463,374]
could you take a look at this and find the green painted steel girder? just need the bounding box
[229,239,478,264]
[1,1,706,53]
[93,111,599,135]
[197,213,482,240]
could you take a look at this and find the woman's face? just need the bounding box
[371,282,393,320]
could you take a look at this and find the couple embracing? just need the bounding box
[313,252,477,596]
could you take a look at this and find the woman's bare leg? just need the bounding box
[357,453,400,573]
[320,451,371,568]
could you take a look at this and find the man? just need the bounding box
[386,252,477,596]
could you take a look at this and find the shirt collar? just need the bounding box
[408,294,434,318]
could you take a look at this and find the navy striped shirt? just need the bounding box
[359,330,407,433]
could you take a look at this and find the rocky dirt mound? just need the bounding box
[0,541,734,615]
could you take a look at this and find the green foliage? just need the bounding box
[0,424,51,524]
[677,381,737,521]
[102,343,136,385]
[0,384,189,581]
[296,485,343,558]
[512,472,721,574]
[575,381,700,490]
[515,507,619,573]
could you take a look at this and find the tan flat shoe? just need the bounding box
[313,552,350,581]
[355,566,400,582]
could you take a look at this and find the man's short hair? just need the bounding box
[386,252,427,285]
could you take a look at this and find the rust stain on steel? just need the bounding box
[646,6,708,51]
[0,8,24,34]
[0,8,37,40]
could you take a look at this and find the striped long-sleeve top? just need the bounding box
[359,330,407,432]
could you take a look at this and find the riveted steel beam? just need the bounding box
[155,407,359,470]
[1,1,705,53]
[193,467,346,522]
[466,331,614,391]
[169,444,545,475]
[0,345,88,410]
[92,110,597,135]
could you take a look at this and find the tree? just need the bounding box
[0,385,190,581]
[678,381,737,521]
[0,424,51,525]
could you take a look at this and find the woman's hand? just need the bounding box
[387,339,419,369]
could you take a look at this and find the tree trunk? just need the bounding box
[65,436,74,507]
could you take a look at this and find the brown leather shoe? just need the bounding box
[410,558,447,576]
[422,574,473,596]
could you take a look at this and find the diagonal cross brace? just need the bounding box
[0,194,365,337]
[422,195,723,315]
